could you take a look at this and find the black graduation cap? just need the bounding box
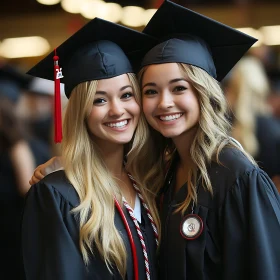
[0,64,30,103]
[27,17,157,98]
[141,0,258,81]
[27,17,157,143]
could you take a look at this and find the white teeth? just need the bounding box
[105,120,128,128]
[159,114,182,121]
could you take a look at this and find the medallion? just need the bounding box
[180,214,203,240]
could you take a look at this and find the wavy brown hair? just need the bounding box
[138,63,256,214]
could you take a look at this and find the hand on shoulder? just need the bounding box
[29,156,63,185]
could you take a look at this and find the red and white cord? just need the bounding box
[128,174,159,246]
[122,174,159,280]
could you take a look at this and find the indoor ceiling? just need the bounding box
[0,0,279,69]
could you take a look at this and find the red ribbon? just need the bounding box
[114,199,139,280]
[53,49,63,143]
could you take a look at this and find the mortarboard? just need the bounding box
[27,17,157,142]
[0,64,30,103]
[141,0,257,81]
[27,18,157,98]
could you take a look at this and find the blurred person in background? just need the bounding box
[17,76,66,160]
[266,68,280,190]
[0,63,35,280]
[267,68,280,120]
[224,55,280,191]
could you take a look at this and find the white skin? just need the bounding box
[88,74,140,182]
[89,74,140,150]
[30,74,140,206]
[141,63,200,191]
[30,64,199,192]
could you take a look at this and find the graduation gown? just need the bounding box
[22,170,158,280]
[255,115,280,178]
[159,147,280,280]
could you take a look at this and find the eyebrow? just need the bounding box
[142,82,156,90]
[169,78,188,84]
[95,85,133,95]
[142,78,188,89]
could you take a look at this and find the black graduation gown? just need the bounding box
[159,147,280,280]
[22,170,158,280]
[255,115,280,178]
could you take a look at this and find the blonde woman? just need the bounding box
[22,19,159,280]
[225,55,280,186]
[137,1,280,280]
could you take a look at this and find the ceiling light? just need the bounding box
[81,2,122,22]
[37,0,61,5]
[121,6,145,27]
[0,36,50,58]
[236,28,263,47]
[259,25,280,46]
[61,0,84,14]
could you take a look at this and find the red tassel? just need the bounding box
[53,49,63,143]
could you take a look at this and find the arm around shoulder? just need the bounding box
[29,156,63,185]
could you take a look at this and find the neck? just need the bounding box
[172,126,198,170]
[99,144,125,177]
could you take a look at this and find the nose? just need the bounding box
[108,99,125,118]
[158,91,174,109]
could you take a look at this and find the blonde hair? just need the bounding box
[138,63,256,214]
[62,73,160,278]
[225,56,271,156]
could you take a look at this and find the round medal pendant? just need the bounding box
[180,214,203,240]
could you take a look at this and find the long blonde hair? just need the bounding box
[62,73,160,278]
[138,63,256,214]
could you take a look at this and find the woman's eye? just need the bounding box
[174,86,187,92]
[93,98,106,105]
[121,92,134,99]
[143,89,157,95]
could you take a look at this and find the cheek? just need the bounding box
[191,97,200,117]
[142,98,154,118]
[183,94,200,114]
[133,103,141,117]
[87,108,100,127]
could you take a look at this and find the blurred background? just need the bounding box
[0,1,280,279]
[0,0,280,70]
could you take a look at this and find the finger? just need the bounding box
[34,168,45,179]
[29,175,39,185]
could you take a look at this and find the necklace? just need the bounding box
[166,170,204,240]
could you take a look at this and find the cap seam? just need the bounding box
[96,41,107,74]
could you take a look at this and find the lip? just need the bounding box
[156,113,184,124]
[103,119,131,131]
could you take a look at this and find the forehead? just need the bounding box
[96,74,131,92]
[142,63,186,83]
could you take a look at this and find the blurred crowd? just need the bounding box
[0,43,280,279]
[0,60,67,279]
[222,44,280,191]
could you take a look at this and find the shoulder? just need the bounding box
[28,170,79,207]
[213,146,256,177]
[200,147,259,206]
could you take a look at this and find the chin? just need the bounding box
[159,129,182,139]
[112,136,134,144]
